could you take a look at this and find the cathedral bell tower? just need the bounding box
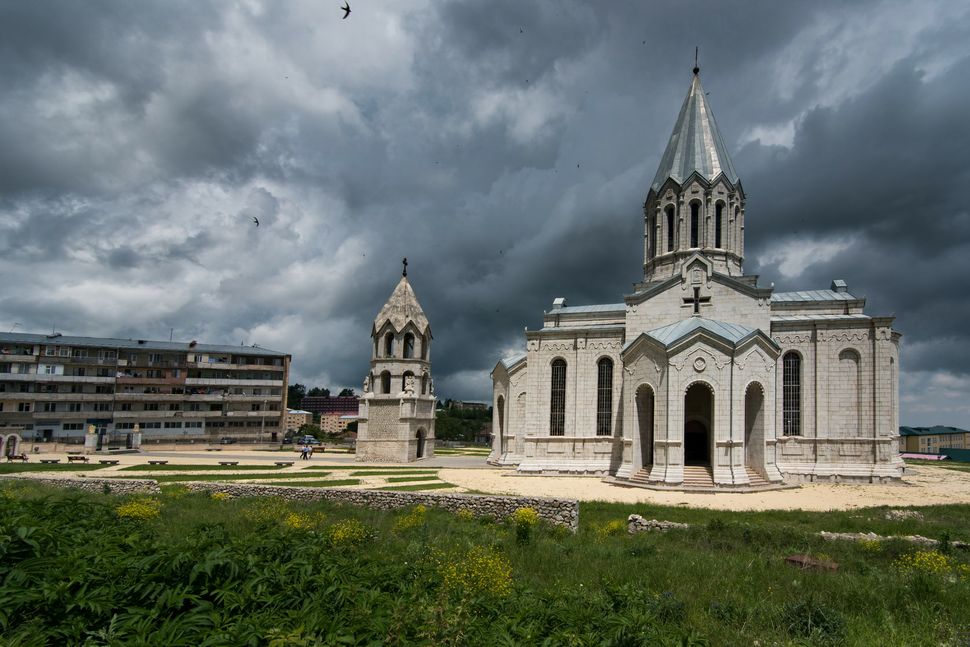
[356,259,436,462]
[642,65,746,282]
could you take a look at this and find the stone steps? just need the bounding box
[628,465,772,489]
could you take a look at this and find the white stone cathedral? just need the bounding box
[490,67,903,487]
[356,263,436,462]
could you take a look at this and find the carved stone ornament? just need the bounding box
[693,357,707,372]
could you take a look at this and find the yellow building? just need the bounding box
[320,413,356,436]
[285,409,314,432]
[899,426,970,454]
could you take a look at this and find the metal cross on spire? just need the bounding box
[693,46,699,75]
[402,257,408,277]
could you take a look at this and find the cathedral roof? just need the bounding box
[645,317,759,347]
[650,71,739,192]
[373,276,430,336]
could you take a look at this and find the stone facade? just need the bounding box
[356,269,436,462]
[490,69,903,486]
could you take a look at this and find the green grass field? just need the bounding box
[258,478,361,488]
[0,463,111,474]
[1,480,968,645]
[385,475,440,483]
[103,472,332,483]
[376,482,457,491]
[119,464,286,471]
[907,459,970,473]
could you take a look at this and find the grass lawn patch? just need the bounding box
[906,460,970,473]
[0,463,111,474]
[119,464,285,471]
[103,472,332,483]
[385,475,440,483]
[260,479,361,487]
[1,480,969,645]
[303,465,434,471]
[351,470,438,477]
[378,482,457,491]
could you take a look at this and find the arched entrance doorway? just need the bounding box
[744,383,765,474]
[415,428,426,459]
[496,396,505,455]
[2,434,22,458]
[636,384,655,470]
[684,383,713,465]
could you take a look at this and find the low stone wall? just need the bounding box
[0,475,160,495]
[183,482,579,530]
[627,514,690,533]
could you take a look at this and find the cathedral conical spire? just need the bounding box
[373,274,430,336]
[650,69,739,192]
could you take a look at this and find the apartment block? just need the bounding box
[0,332,290,444]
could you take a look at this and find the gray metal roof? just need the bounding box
[771,314,871,322]
[540,324,626,333]
[0,332,287,356]
[499,352,527,369]
[900,425,969,437]
[374,276,430,335]
[647,317,757,346]
[651,72,739,192]
[552,303,626,315]
[771,290,858,303]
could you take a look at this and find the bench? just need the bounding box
[98,460,120,465]
[218,461,239,466]
[40,459,61,464]
[274,461,294,467]
[205,448,222,451]
[67,455,90,463]
[147,460,168,465]
[5,454,28,463]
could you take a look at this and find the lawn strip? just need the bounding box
[103,472,332,483]
[385,475,440,483]
[119,464,286,471]
[260,479,361,487]
[377,482,457,491]
[0,463,111,474]
[350,470,437,477]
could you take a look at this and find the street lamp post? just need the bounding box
[260,399,266,445]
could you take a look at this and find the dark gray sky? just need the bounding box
[1,1,969,426]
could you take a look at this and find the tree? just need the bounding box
[287,383,306,409]
[307,387,330,397]
[338,388,355,397]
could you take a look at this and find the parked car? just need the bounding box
[219,437,238,445]
[298,436,320,445]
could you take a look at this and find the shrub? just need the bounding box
[894,550,952,576]
[455,508,475,522]
[284,511,326,530]
[243,497,291,525]
[439,545,513,598]
[780,598,847,644]
[115,498,161,521]
[957,563,970,582]
[210,492,232,502]
[860,539,883,555]
[327,518,369,546]
[393,504,427,532]
[512,506,539,543]
[597,519,628,540]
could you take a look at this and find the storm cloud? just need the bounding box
[1,0,969,426]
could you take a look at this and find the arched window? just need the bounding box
[550,359,566,436]
[782,352,801,436]
[383,332,394,357]
[596,358,613,436]
[715,202,724,248]
[403,333,415,359]
[665,206,675,252]
[421,373,428,395]
[380,371,391,395]
[402,371,414,392]
[420,334,428,360]
[690,202,700,248]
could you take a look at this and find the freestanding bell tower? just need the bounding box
[643,65,746,283]
[356,260,436,462]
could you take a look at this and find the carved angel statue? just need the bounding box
[363,374,371,393]
[404,374,415,393]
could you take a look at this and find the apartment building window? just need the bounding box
[75,368,85,377]
[146,370,162,378]
[0,403,3,412]
[41,365,56,375]
[209,404,222,411]
[62,423,84,431]
[253,388,262,396]
[94,403,112,412]
[18,402,31,412]
[141,422,161,429]
[58,348,69,357]
[149,353,164,363]
[187,403,201,411]
[115,423,135,430]
[251,403,262,411]
[169,403,181,411]
[67,403,82,412]
[70,384,81,393]
[19,383,30,393]
[72,348,87,358]
[144,403,159,411]
[45,347,56,356]
[42,402,57,413]
[97,368,112,377]
[164,422,182,429]
[234,388,243,395]
[99,350,117,360]
[184,421,203,429]
[120,403,132,411]
[95,385,113,394]
[42,384,57,393]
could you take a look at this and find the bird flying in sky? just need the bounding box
[341,2,351,19]
[252,216,259,227]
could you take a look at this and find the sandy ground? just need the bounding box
[438,464,970,511]
[9,450,970,511]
